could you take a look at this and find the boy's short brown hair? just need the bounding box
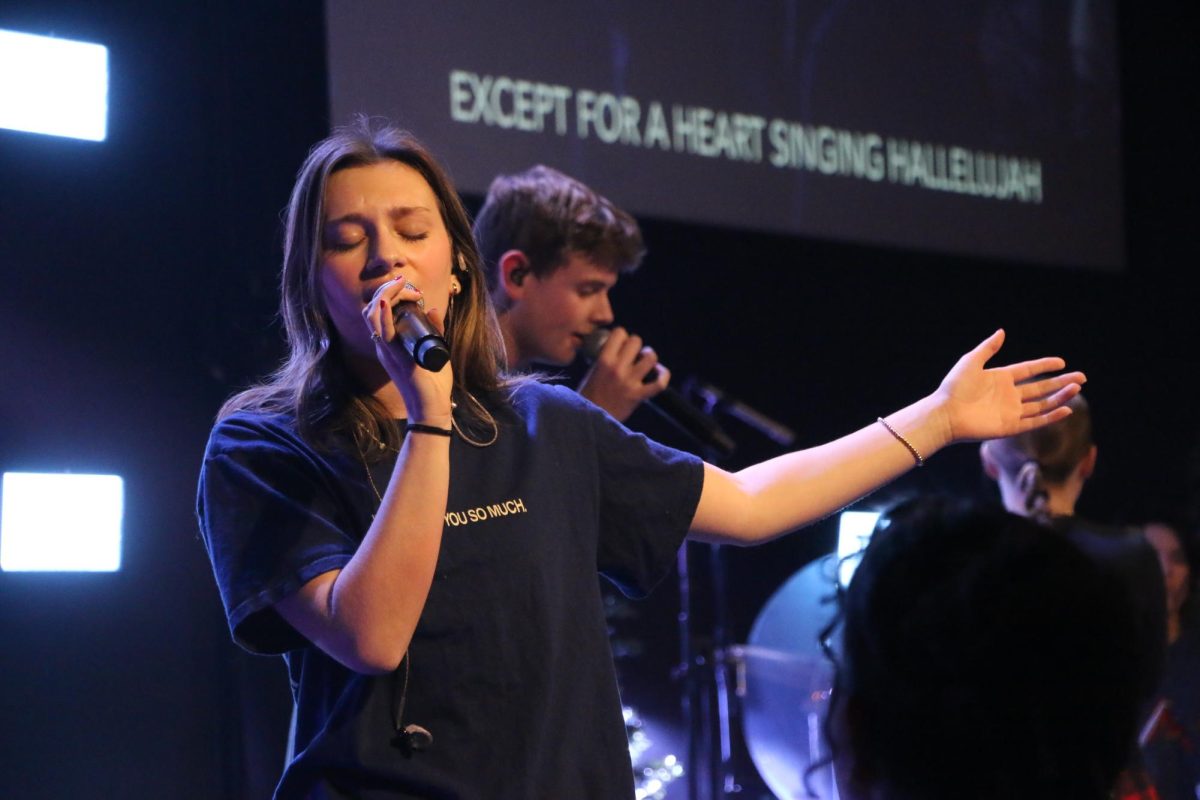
[473,165,645,295]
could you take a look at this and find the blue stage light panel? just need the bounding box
[0,29,108,141]
[837,510,880,587]
[1,472,123,572]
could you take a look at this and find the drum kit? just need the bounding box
[613,552,847,800]
[612,389,865,799]
[733,557,841,800]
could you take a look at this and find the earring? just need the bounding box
[449,277,462,296]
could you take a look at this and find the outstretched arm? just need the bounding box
[688,330,1084,544]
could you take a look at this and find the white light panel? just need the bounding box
[0,29,109,141]
[1,472,123,572]
[837,510,880,587]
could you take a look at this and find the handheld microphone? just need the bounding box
[581,329,736,458]
[392,285,450,372]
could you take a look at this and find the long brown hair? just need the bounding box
[220,117,510,453]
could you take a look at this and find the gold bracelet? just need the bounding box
[877,416,924,467]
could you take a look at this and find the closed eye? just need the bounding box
[576,281,611,297]
[325,237,363,252]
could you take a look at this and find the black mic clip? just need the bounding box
[683,378,796,447]
[648,383,737,459]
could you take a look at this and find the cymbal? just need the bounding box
[739,556,842,800]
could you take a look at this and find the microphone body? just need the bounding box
[393,300,450,372]
[581,329,736,458]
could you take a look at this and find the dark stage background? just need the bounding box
[0,2,1196,798]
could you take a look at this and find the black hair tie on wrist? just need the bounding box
[406,423,453,437]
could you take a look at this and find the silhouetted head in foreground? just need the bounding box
[832,496,1145,800]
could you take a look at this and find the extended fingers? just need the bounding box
[1018,370,1086,402]
[1007,356,1068,383]
[1020,382,1082,419]
[1014,402,1075,432]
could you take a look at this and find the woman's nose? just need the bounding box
[369,232,407,273]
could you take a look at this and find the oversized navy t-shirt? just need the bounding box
[197,382,704,799]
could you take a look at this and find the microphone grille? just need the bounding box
[580,328,610,361]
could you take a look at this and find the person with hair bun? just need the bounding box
[979,393,1097,523]
[980,393,1167,799]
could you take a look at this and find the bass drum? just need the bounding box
[737,556,841,800]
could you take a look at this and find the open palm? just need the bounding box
[936,330,1085,443]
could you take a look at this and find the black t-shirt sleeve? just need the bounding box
[565,387,704,597]
[196,414,358,654]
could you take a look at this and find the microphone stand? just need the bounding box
[710,541,741,797]
[677,538,744,799]
[677,439,741,800]
[675,380,792,799]
[676,540,702,800]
